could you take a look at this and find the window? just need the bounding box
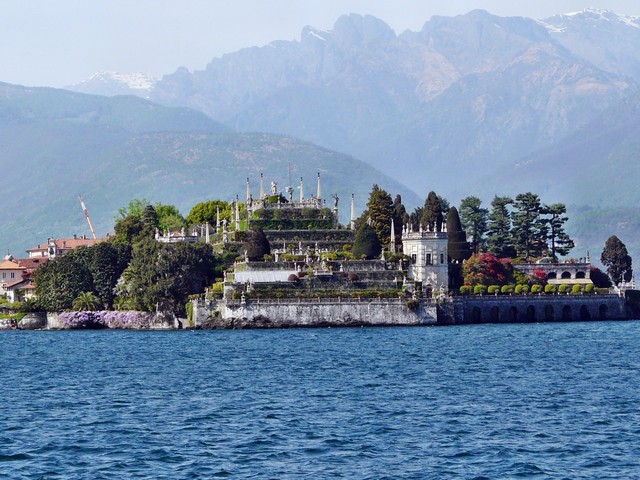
[441,254,444,264]
[2,273,5,279]
[426,253,432,265]
[411,254,416,265]
[10,273,14,279]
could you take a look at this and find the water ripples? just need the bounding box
[1,322,640,478]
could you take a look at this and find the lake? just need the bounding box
[1,322,639,478]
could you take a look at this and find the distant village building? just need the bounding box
[0,256,26,295]
[0,255,47,302]
[26,235,103,259]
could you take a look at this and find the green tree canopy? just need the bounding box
[155,204,186,232]
[601,235,633,284]
[459,196,488,254]
[512,192,547,261]
[186,200,232,226]
[241,228,271,261]
[486,196,514,258]
[352,222,382,260]
[421,191,443,232]
[116,240,216,315]
[33,254,94,312]
[365,184,394,247]
[392,195,409,240]
[541,203,574,260]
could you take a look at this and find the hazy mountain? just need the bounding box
[69,10,635,200]
[544,9,640,81]
[0,83,418,255]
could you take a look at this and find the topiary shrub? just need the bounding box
[348,272,359,282]
[584,283,595,293]
[531,284,542,294]
[473,285,486,295]
[545,284,557,294]
[501,284,514,294]
[558,284,570,294]
[459,286,472,295]
[571,284,583,294]
[287,274,299,282]
[487,285,500,295]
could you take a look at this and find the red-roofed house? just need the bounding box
[0,257,26,295]
[26,235,103,259]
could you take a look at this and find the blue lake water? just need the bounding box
[1,322,640,479]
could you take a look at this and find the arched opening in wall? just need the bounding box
[544,305,554,321]
[547,272,557,280]
[562,305,572,321]
[471,306,481,323]
[526,305,536,322]
[576,271,586,279]
[508,306,518,322]
[580,305,590,321]
[561,271,572,279]
[490,306,500,322]
[599,304,608,320]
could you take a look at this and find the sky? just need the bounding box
[1,0,639,88]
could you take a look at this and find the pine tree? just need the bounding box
[459,196,488,254]
[601,235,633,284]
[541,203,574,260]
[511,192,546,261]
[486,196,515,258]
[421,191,443,232]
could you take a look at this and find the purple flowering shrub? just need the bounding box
[58,311,153,329]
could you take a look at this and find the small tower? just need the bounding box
[246,177,251,203]
[216,206,220,233]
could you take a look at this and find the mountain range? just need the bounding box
[71,9,640,205]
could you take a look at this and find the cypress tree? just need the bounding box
[352,222,382,260]
[421,191,443,232]
[446,207,472,262]
[242,228,271,261]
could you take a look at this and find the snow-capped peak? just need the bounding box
[85,71,156,91]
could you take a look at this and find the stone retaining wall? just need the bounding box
[193,298,437,329]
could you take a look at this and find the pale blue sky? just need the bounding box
[1,0,638,87]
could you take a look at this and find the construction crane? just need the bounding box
[78,195,97,240]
